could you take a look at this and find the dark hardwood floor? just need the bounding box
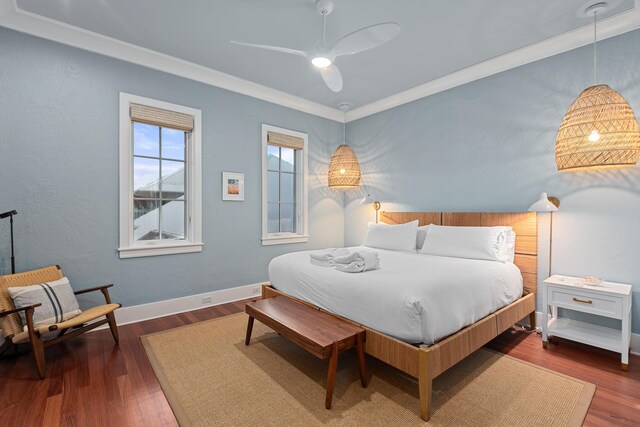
[1,299,638,426]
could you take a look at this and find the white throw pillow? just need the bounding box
[8,277,82,330]
[503,230,516,263]
[420,225,512,262]
[416,224,431,251]
[362,220,419,252]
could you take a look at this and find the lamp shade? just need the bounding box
[328,144,361,188]
[555,84,640,172]
[528,192,558,212]
[360,194,374,205]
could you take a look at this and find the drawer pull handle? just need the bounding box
[572,298,593,305]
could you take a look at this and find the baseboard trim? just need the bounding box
[531,311,639,355]
[89,282,266,331]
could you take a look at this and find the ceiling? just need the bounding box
[9,0,640,113]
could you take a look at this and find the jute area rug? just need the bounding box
[141,313,594,427]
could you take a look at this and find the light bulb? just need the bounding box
[311,57,331,68]
[588,130,601,142]
[339,168,346,174]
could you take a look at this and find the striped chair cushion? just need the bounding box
[8,277,82,330]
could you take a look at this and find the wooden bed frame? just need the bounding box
[262,211,537,421]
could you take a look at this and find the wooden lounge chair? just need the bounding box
[0,265,121,378]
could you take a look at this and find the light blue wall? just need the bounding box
[0,27,344,308]
[2,25,640,334]
[345,29,640,333]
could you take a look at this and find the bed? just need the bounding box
[262,211,538,421]
[270,247,523,345]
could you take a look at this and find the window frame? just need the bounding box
[118,93,203,258]
[267,145,297,233]
[261,124,308,246]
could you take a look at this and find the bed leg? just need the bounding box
[418,350,433,421]
[528,312,537,330]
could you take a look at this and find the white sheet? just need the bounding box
[268,246,523,344]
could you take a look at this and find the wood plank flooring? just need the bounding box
[0,299,638,426]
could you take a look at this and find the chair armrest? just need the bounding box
[74,284,115,305]
[0,303,42,318]
[74,284,114,296]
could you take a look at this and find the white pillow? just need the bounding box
[8,277,82,330]
[416,224,431,251]
[504,230,516,263]
[420,225,512,262]
[362,220,419,252]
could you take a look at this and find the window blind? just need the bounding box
[267,131,304,150]
[130,103,194,131]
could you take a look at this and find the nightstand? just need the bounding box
[542,275,632,370]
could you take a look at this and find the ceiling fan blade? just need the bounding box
[230,41,306,57]
[320,64,343,92]
[332,22,400,57]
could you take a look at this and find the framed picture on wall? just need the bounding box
[222,172,244,201]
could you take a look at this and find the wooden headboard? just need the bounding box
[380,212,538,294]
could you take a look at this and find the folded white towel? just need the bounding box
[334,250,380,273]
[309,248,350,267]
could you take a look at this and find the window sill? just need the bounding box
[118,242,204,259]
[261,235,309,246]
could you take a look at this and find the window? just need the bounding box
[262,124,308,245]
[119,93,202,258]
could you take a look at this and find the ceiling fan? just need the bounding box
[230,0,400,92]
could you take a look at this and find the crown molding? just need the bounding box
[1,0,639,124]
[345,2,640,122]
[0,0,344,123]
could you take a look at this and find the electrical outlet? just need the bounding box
[201,296,212,304]
[251,286,261,295]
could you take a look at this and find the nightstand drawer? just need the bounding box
[550,288,622,318]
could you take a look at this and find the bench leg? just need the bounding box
[356,332,367,388]
[245,316,254,346]
[325,342,339,409]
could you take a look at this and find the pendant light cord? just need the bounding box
[343,119,346,144]
[593,11,597,85]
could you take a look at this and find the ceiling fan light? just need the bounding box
[312,56,332,68]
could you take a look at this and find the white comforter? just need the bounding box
[268,246,523,344]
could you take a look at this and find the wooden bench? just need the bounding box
[245,296,367,409]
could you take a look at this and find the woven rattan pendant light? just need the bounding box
[328,104,361,188]
[555,3,640,172]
